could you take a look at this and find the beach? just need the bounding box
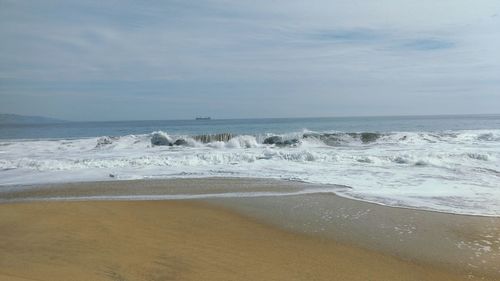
[1,179,499,281]
[2,0,500,279]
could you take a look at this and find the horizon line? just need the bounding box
[3,112,499,123]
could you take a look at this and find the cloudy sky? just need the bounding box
[0,0,499,121]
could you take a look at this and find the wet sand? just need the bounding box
[211,194,500,279]
[1,178,499,280]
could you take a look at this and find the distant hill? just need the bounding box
[0,113,67,125]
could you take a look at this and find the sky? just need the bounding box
[0,0,499,121]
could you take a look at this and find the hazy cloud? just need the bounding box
[0,0,499,120]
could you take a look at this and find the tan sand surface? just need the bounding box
[0,200,473,281]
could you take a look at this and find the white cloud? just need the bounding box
[0,0,499,119]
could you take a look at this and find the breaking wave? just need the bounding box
[141,130,500,148]
[1,129,499,216]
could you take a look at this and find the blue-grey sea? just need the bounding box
[1,114,500,140]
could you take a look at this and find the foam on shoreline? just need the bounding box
[1,129,499,216]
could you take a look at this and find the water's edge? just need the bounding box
[1,177,498,218]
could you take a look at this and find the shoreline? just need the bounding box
[1,178,499,280]
[1,177,498,218]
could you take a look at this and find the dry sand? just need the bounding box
[0,200,474,281]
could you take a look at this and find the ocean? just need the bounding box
[1,115,499,216]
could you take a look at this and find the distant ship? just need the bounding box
[195,116,211,120]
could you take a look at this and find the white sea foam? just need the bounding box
[1,130,499,216]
